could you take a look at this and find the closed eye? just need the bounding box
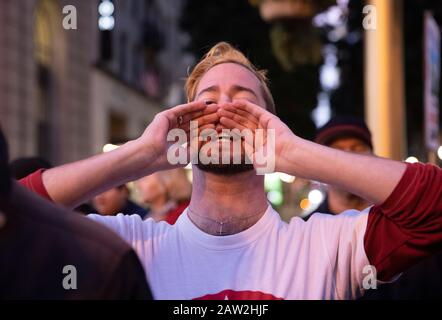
[233,96,257,104]
[204,99,217,105]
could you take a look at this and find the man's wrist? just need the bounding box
[277,135,306,177]
[121,138,158,180]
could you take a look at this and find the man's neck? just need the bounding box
[188,168,268,236]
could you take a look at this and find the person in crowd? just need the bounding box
[0,127,152,299]
[136,168,191,224]
[18,42,442,300]
[305,116,373,219]
[93,185,148,218]
[310,116,442,299]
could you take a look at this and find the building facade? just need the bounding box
[0,0,98,164]
[0,0,188,165]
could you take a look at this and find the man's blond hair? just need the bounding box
[185,42,276,114]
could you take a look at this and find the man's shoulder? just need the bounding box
[1,184,151,299]
[87,210,176,246]
[286,208,369,235]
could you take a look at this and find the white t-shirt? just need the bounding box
[88,205,371,300]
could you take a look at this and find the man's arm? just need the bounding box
[363,162,442,281]
[219,100,406,205]
[42,139,153,208]
[33,101,219,208]
[220,100,442,283]
[281,138,406,205]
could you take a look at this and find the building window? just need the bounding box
[109,111,128,144]
[34,0,56,162]
[132,44,140,86]
[119,34,127,79]
[131,0,138,18]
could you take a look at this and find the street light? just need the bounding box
[308,189,324,205]
[99,0,115,31]
[405,156,419,163]
[278,172,296,183]
[103,143,119,153]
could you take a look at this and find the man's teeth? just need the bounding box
[218,134,232,140]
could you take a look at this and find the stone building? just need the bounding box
[0,0,188,165]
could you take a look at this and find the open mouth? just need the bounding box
[218,131,243,142]
[199,128,244,143]
[218,133,234,142]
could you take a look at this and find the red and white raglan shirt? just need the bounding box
[20,163,442,300]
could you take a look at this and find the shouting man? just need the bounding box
[20,42,441,300]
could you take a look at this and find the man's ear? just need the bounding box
[0,127,11,197]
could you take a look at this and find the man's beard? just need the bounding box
[195,139,255,175]
[196,162,254,175]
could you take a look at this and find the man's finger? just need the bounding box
[230,100,272,120]
[217,108,257,130]
[182,113,220,132]
[219,116,248,132]
[165,101,208,126]
[181,104,219,125]
[221,104,260,126]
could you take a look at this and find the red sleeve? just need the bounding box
[165,200,190,225]
[18,169,52,201]
[364,163,442,281]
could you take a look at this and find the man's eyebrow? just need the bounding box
[196,85,219,98]
[230,85,258,99]
[196,85,259,100]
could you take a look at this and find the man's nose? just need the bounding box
[217,99,234,110]
[215,101,233,132]
[218,94,233,105]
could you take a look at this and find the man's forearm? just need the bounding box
[42,139,154,208]
[285,137,407,205]
[39,100,218,208]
